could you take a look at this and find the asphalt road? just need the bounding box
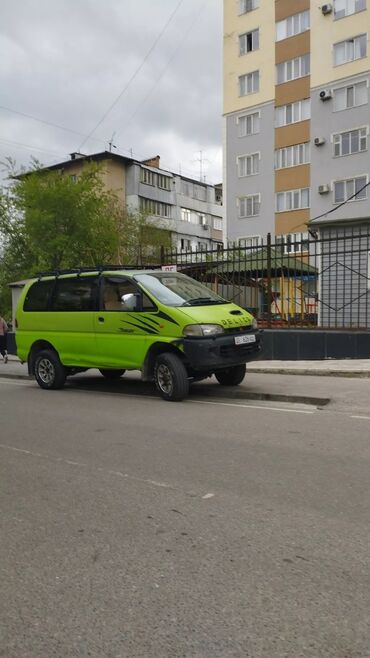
[1,374,370,658]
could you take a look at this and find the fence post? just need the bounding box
[267,232,272,329]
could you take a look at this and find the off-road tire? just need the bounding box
[154,353,189,402]
[99,369,126,379]
[215,364,246,386]
[34,349,67,390]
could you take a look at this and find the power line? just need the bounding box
[78,0,185,150]
[115,0,208,143]
[0,136,66,158]
[0,105,105,144]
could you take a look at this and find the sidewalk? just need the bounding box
[1,355,370,379]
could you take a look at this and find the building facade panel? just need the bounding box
[311,73,370,222]
[275,0,310,23]
[275,31,310,64]
[225,102,275,242]
[275,209,310,234]
[275,77,311,105]
[275,120,311,148]
[275,164,310,192]
[311,4,369,88]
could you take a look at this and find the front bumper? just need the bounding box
[182,330,262,372]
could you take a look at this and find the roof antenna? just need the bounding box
[108,132,117,152]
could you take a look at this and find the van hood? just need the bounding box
[177,303,254,329]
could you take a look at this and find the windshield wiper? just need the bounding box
[182,297,224,307]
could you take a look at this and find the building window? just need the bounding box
[238,194,261,218]
[239,0,259,14]
[333,176,368,202]
[181,208,206,225]
[237,152,260,177]
[141,169,171,190]
[239,70,259,96]
[238,111,260,137]
[275,99,310,127]
[276,233,309,254]
[276,54,310,84]
[334,0,367,19]
[180,238,192,251]
[197,242,207,251]
[334,34,367,65]
[238,236,261,248]
[276,188,310,212]
[140,198,171,218]
[333,127,367,156]
[213,217,223,230]
[181,180,207,201]
[276,10,310,42]
[157,174,171,190]
[333,81,368,111]
[239,29,259,55]
[275,143,310,169]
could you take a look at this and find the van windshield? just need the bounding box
[135,273,227,307]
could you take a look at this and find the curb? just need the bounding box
[248,367,370,378]
[0,371,330,407]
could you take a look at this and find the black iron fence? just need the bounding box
[161,225,370,330]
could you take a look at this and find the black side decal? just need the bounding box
[156,310,180,326]
[123,320,158,335]
[127,316,161,333]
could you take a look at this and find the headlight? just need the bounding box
[252,318,258,330]
[183,324,225,337]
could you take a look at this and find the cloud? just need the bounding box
[0,0,223,183]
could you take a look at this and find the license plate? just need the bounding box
[234,334,256,345]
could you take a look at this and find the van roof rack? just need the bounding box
[35,264,162,279]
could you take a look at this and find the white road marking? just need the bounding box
[189,399,315,414]
[202,493,215,499]
[0,444,204,499]
[0,378,31,386]
[350,415,370,420]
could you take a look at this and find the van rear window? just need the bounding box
[23,280,54,312]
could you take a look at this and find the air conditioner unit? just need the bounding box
[314,136,326,146]
[318,184,330,194]
[321,3,333,15]
[320,89,332,101]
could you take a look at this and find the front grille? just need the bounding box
[223,324,253,335]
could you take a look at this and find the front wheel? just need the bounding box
[215,364,246,386]
[34,349,67,390]
[154,353,189,402]
[99,369,126,379]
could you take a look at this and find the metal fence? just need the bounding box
[161,225,370,330]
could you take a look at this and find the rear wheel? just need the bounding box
[99,369,126,379]
[154,353,189,402]
[34,349,66,390]
[215,364,246,386]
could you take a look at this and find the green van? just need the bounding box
[15,268,262,401]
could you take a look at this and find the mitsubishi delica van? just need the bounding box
[15,268,262,401]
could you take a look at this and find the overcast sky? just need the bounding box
[1,0,223,184]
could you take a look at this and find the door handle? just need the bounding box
[98,316,105,323]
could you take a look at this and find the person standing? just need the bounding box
[0,315,8,363]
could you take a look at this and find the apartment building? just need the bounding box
[223,0,370,248]
[46,151,224,252]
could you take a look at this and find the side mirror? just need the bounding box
[121,292,142,311]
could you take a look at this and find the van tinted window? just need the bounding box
[52,277,99,311]
[23,280,55,311]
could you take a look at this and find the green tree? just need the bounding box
[0,159,174,316]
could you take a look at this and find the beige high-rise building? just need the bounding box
[224,0,370,250]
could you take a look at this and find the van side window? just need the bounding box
[103,278,156,312]
[23,280,55,311]
[52,277,99,312]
